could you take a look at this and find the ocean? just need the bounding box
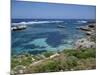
[11,19,95,55]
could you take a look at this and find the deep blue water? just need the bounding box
[11,19,94,55]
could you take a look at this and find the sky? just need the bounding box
[12,0,96,19]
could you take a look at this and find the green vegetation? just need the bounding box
[11,48,96,74]
[42,51,54,57]
[11,54,35,69]
[26,60,60,73]
[63,48,96,59]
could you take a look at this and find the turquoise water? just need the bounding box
[12,19,90,55]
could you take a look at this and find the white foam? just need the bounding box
[77,20,87,23]
[12,21,64,25]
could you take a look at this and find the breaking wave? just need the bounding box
[12,21,64,25]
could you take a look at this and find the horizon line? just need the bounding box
[11,18,96,20]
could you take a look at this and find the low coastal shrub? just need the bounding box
[63,48,95,59]
[76,48,96,59]
[11,54,35,69]
[66,56,78,70]
[43,52,54,57]
[11,48,96,74]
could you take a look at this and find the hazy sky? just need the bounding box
[12,0,96,19]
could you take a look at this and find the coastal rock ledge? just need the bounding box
[75,23,96,49]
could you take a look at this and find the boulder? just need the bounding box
[74,38,95,49]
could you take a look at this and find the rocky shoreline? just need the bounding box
[75,23,96,49]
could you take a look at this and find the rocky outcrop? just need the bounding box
[75,23,96,49]
[11,25,27,31]
[74,38,95,49]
